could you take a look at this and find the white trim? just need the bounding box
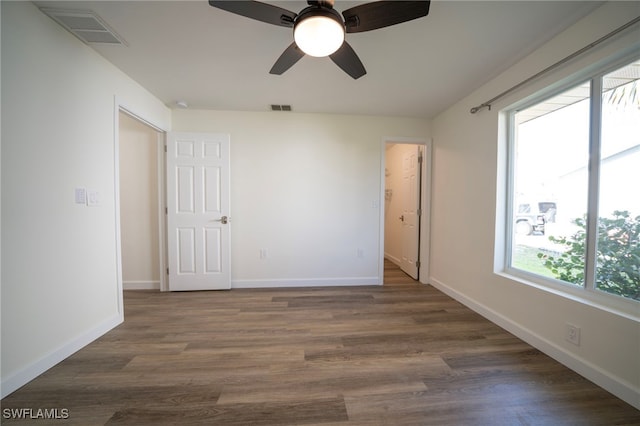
[123,280,161,290]
[420,138,433,285]
[114,96,168,298]
[118,102,167,134]
[585,74,602,293]
[1,314,122,398]
[113,99,124,318]
[384,253,402,266]
[500,269,639,322]
[232,277,381,289]
[378,140,386,285]
[429,276,640,410]
[157,132,168,292]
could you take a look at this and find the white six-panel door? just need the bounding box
[166,132,231,291]
[400,145,421,280]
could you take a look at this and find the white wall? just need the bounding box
[172,110,430,287]
[1,2,170,396]
[119,112,161,290]
[430,2,640,408]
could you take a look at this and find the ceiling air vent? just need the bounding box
[40,8,127,46]
[270,104,292,111]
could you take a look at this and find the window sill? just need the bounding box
[497,268,640,322]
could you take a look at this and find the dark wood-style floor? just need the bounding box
[3,260,639,425]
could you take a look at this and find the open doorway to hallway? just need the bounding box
[383,258,420,285]
[118,111,165,291]
[384,141,428,283]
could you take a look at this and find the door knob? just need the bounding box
[399,215,404,221]
[214,216,228,224]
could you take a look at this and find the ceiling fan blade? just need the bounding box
[329,42,366,80]
[208,1,296,27]
[342,1,430,33]
[270,42,305,75]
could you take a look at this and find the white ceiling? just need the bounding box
[36,1,604,118]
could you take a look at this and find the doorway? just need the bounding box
[118,111,166,291]
[383,139,430,282]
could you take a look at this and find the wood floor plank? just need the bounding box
[106,398,348,426]
[2,260,638,425]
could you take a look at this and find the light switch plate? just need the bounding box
[75,187,87,205]
[87,189,100,206]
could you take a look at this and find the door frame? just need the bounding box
[114,98,169,318]
[380,137,432,284]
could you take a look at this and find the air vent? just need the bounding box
[270,104,292,111]
[40,8,127,46]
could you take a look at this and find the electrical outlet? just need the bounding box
[565,323,581,346]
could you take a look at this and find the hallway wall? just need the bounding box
[119,112,161,290]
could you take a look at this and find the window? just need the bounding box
[507,58,639,304]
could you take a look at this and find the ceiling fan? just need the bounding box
[208,0,431,79]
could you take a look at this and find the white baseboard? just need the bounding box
[232,276,381,289]
[384,254,402,266]
[123,280,160,290]
[428,276,640,410]
[1,313,123,398]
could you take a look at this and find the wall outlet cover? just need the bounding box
[565,323,581,346]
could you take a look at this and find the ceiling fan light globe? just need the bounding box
[294,15,344,57]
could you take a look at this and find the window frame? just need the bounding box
[502,53,640,318]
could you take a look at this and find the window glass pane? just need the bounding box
[597,60,640,300]
[511,83,591,286]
